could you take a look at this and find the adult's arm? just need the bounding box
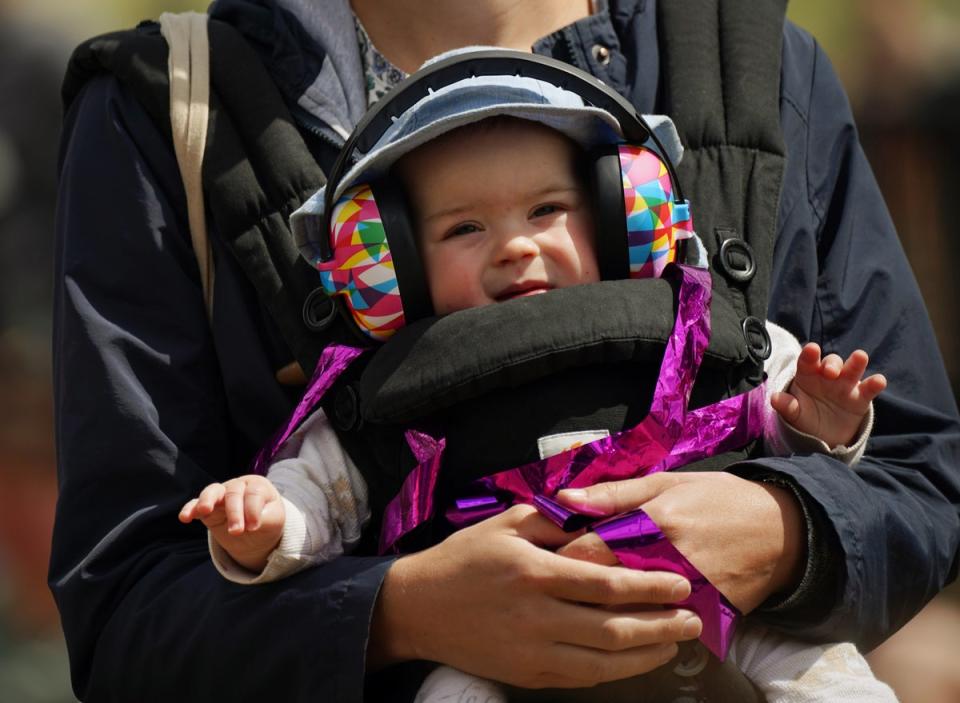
[50,75,393,702]
[740,24,960,647]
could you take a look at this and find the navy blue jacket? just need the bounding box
[51,1,960,700]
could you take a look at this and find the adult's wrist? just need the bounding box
[366,553,422,670]
[756,481,806,598]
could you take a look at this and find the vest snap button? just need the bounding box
[333,385,361,432]
[719,237,756,283]
[672,641,710,677]
[592,44,611,66]
[302,288,337,332]
[742,315,772,363]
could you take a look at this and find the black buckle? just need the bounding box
[332,385,362,432]
[302,288,338,332]
[719,237,756,283]
[741,316,771,363]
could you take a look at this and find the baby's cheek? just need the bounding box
[574,249,600,285]
[429,267,484,315]
[571,217,600,283]
[579,262,600,284]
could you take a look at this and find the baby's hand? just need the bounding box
[771,343,887,449]
[179,475,285,573]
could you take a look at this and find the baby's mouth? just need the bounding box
[495,283,552,302]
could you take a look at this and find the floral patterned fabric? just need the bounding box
[354,14,407,108]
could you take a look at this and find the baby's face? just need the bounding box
[399,119,599,315]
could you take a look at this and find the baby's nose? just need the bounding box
[496,231,541,263]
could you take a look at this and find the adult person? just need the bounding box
[50,1,960,701]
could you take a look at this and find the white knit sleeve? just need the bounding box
[729,624,897,702]
[210,407,370,585]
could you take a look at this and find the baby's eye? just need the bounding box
[530,204,562,219]
[447,222,481,237]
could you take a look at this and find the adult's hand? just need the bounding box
[554,472,806,614]
[367,504,703,688]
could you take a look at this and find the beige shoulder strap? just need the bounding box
[159,12,214,320]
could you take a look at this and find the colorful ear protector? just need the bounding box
[312,49,693,341]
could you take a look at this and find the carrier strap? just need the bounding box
[63,19,353,375]
[659,0,788,375]
[159,12,214,320]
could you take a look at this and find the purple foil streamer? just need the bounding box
[446,496,512,529]
[377,429,446,553]
[591,509,740,661]
[251,344,364,475]
[456,495,501,510]
[532,494,597,532]
[650,384,768,473]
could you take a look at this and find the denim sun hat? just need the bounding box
[290,46,684,256]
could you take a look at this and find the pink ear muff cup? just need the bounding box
[315,185,406,341]
[619,145,693,278]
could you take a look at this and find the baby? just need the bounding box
[180,101,893,701]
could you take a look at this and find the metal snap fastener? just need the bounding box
[742,315,772,363]
[333,385,362,432]
[302,287,338,332]
[673,642,710,677]
[592,44,611,66]
[719,237,756,283]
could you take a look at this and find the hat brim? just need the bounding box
[333,108,622,203]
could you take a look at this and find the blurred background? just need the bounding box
[1,0,958,701]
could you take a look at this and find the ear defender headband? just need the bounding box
[312,49,693,341]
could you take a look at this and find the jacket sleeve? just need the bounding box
[50,75,392,702]
[732,24,960,649]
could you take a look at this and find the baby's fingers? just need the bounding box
[243,487,268,531]
[820,353,844,380]
[178,498,200,523]
[191,483,227,516]
[838,350,870,385]
[222,476,278,534]
[223,480,250,535]
[178,483,229,529]
[770,391,801,424]
[794,343,822,378]
[858,373,887,403]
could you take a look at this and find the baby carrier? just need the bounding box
[62,1,787,699]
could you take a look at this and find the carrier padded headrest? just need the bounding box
[359,278,750,424]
